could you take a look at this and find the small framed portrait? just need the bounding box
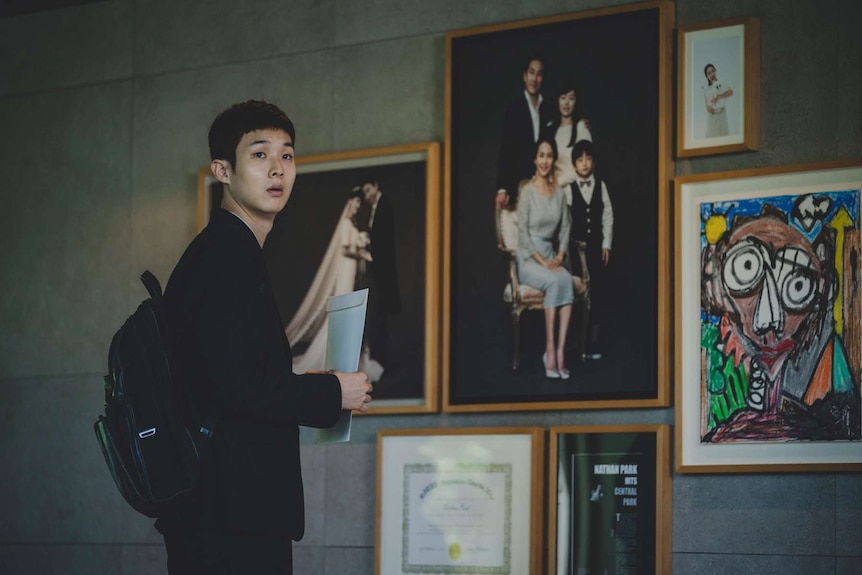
[198,142,442,415]
[376,427,545,575]
[677,17,761,157]
[444,1,674,412]
[675,160,862,472]
[548,425,672,575]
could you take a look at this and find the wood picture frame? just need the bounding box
[677,17,761,158]
[675,160,862,472]
[443,1,674,412]
[548,424,672,575]
[376,427,545,575]
[198,142,442,415]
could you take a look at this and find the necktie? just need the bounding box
[580,180,591,188]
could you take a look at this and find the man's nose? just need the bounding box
[753,271,784,334]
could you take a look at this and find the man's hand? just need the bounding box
[495,191,510,209]
[335,371,373,412]
[602,248,611,266]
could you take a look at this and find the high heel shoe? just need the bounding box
[558,367,570,380]
[543,353,560,379]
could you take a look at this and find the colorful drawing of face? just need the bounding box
[717,215,826,372]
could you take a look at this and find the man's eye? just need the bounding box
[282,153,293,160]
[722,244,764,294]
[253,152,265,158]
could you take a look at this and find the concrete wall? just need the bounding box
[0,0,860,573]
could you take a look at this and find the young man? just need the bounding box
[156,100,372,574]
[569,139,613,360]
[495,55,552,209]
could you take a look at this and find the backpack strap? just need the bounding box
[139,270,220,448]
[140,270,163,301]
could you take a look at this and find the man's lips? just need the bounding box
[756,338,795,358]
[267,185,284,196]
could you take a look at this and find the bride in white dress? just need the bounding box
[284,190,380,376]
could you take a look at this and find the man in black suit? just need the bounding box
[495,55,552,209]
[155,100,372,574]
[357,177,401,380]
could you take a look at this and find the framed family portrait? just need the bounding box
[443,1,674,412]
[548,425,672,575]
[197,142,442,415]
[677,17,761,158]
[675,160,862,472]
[376,427,545,575]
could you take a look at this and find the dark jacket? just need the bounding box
[159,208,342,539]
[369,193,401,314]
[496,93,551,197]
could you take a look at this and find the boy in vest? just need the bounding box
[569,140,613,359]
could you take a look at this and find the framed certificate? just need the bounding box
[548,425,672,575]
[376,428,545,574]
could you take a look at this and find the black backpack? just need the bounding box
[94,271,216,518]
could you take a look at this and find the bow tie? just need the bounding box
[579,180,592,188]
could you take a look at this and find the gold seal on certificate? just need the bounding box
[449,542,461,560]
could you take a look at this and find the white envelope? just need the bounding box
[316,288,368,443]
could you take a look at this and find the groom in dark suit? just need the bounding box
[156,100,373,574]
[495,55,552,208]
[358,177,401,375]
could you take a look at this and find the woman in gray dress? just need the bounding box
[517,136,575,379]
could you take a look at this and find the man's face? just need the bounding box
[719,218,824,370]
[222,129,296,218]
[361,182,379,203]
[574,152,593,179]
[522,60,544,96]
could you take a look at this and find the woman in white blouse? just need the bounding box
[543,79,592,204]
[702,63,733,138]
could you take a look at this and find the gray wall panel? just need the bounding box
[0,377,127,543]
[671,552,835,575]
[121,544,167,575]
[323,546,375,575]
[298,444,329,547]
[0,83,133,379]
[0,543,122,575]
[134,0,336,76]
[324,442,376,547]
[0,0,133,97]
[332,35,444,151]
[836,474,862,556]
[672,474,835,555]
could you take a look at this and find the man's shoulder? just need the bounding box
[165,212,259,298]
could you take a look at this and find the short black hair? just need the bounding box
[208,100,296,170]
[704,63,716,85]
[552,77,579,98]
[523,54,547,75]
[572,139,595,160]
[357,174,378,189]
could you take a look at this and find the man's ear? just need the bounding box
[211,159,231,184]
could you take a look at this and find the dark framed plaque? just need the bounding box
[548,425,671,575]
